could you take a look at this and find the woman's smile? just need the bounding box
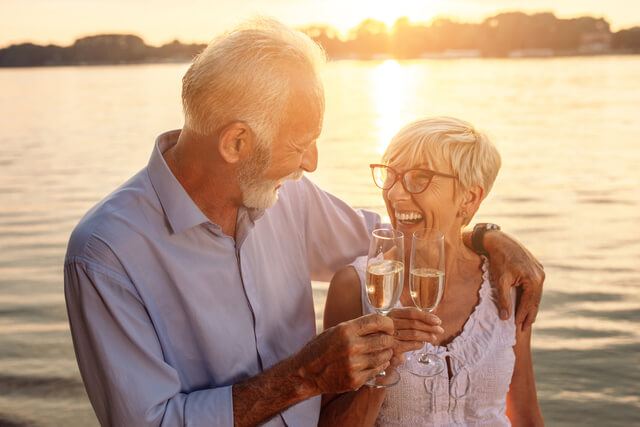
[394,209,424,226]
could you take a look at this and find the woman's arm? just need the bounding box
[323,266,365,330]
[320,266,388,427]
[506,323,544,426]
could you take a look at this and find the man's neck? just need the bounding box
[163,130,241,238]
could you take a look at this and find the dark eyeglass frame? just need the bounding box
[369,163,457,195]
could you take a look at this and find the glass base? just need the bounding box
[406,352,445,377]
[365,368,400,388]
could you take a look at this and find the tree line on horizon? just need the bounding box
[0,35,206,67]
[306,12,640,58]
[2,11,640,67]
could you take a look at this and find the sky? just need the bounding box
[1,0,639,48]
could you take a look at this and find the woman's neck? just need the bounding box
[444,236,480,282]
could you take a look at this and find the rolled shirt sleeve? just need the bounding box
[65,257,234,427]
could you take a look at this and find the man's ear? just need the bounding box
[218,121,253,164]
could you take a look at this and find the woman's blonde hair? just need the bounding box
[383,117,501,216]
[181,17,326,146]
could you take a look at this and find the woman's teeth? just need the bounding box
[395,211,423,225]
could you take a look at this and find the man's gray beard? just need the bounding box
[237,141,303,210]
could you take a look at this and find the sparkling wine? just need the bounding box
[410,268,444,312]
[366,260,404,313]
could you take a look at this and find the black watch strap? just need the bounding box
[471,223,501,257]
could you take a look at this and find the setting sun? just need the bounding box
[328,0,443,33]
[349,0,427,29]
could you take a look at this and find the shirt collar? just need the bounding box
[147,129,211,234]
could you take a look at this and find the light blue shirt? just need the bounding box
[64,130,382,427]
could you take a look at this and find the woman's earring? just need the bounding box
[461,211,467,217]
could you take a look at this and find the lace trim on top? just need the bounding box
[353,255,517,425]
[355,256,516,371]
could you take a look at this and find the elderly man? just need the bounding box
[64,18,543,427]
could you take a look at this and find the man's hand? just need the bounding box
[232,314,393,426]
[295,314,395,394]
[483,231,545,329]
[387,307,444,367]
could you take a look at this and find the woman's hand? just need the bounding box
[386,307,444,367]
[483,231,545,330]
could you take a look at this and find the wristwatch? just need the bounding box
[471,223,501,257]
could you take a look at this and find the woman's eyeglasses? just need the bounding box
[370,164,457,194]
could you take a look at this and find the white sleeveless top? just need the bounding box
[353,256,517,426]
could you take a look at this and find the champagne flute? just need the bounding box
[364,228,404,388]
[407,228,446,377]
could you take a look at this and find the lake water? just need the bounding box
[1,57,639,426]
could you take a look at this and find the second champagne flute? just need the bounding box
[407,227,446,377]
[364,228,404,388]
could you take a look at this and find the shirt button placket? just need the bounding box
[235,243,264,372]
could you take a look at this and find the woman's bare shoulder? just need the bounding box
[324,265,363,329]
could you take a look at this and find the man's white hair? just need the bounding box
[181,17,326,147]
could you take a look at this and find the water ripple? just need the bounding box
[579,198,637,205]
[0,373,85,399]
[570,308,640,321]
[545,263,637,273]
[0,414,28,427]
[535,327,632,339]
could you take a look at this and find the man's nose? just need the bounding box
[301,141,318,173]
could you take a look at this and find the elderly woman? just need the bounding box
[321,117,544,426]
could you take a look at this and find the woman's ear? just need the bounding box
[218,121,254,164]
[459,184,485,219]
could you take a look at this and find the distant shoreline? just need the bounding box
[1,51,639,69]
[2,11,639,67]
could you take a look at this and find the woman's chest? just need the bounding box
[432,290,480,346]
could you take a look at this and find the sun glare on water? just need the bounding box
[371,59,409,155]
